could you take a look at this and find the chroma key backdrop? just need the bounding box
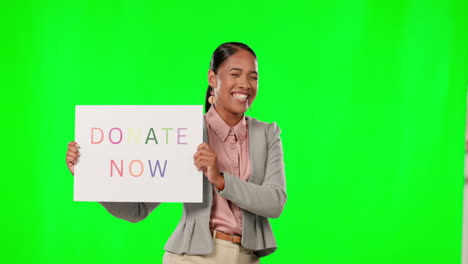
[5,0,468,263]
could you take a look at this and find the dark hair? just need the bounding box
[205,42,257,113]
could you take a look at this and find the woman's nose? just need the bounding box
[237,77,251,89]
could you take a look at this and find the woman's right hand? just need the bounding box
[66,141,80,176]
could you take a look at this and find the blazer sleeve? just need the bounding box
[216,122,287,218]
[98,202,161,223]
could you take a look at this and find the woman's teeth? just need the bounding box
[232,93,248,99]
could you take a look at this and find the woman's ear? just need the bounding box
[208,69,217,88]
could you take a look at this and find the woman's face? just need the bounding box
[208,49,258,117]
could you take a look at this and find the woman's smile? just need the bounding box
[231,92,249,103]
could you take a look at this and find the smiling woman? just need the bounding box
[66,42,287,264]
[205,43,259,126]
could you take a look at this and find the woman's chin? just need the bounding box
[230,101,250,113]
[230,105,248,115]
[217,103,249,116]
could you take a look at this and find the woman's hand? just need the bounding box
[66,141,80,176]
[193,142,224,188]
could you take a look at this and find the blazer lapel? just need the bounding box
[246,117,256,183]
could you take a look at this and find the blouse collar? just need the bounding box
[204,106,247,143]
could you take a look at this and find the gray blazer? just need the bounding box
[99,116,287,258]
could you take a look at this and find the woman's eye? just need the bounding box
[231,74,240,77]
[250,76,258,80]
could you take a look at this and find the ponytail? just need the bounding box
[205,85,213,113]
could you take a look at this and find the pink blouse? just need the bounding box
[205,106,251,236]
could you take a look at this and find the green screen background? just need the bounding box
[5,0,468,263]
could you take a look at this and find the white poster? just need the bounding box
[74,105,203,202]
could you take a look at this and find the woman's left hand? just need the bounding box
[193,142,223,186]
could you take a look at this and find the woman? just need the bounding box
[66,42,287,264]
